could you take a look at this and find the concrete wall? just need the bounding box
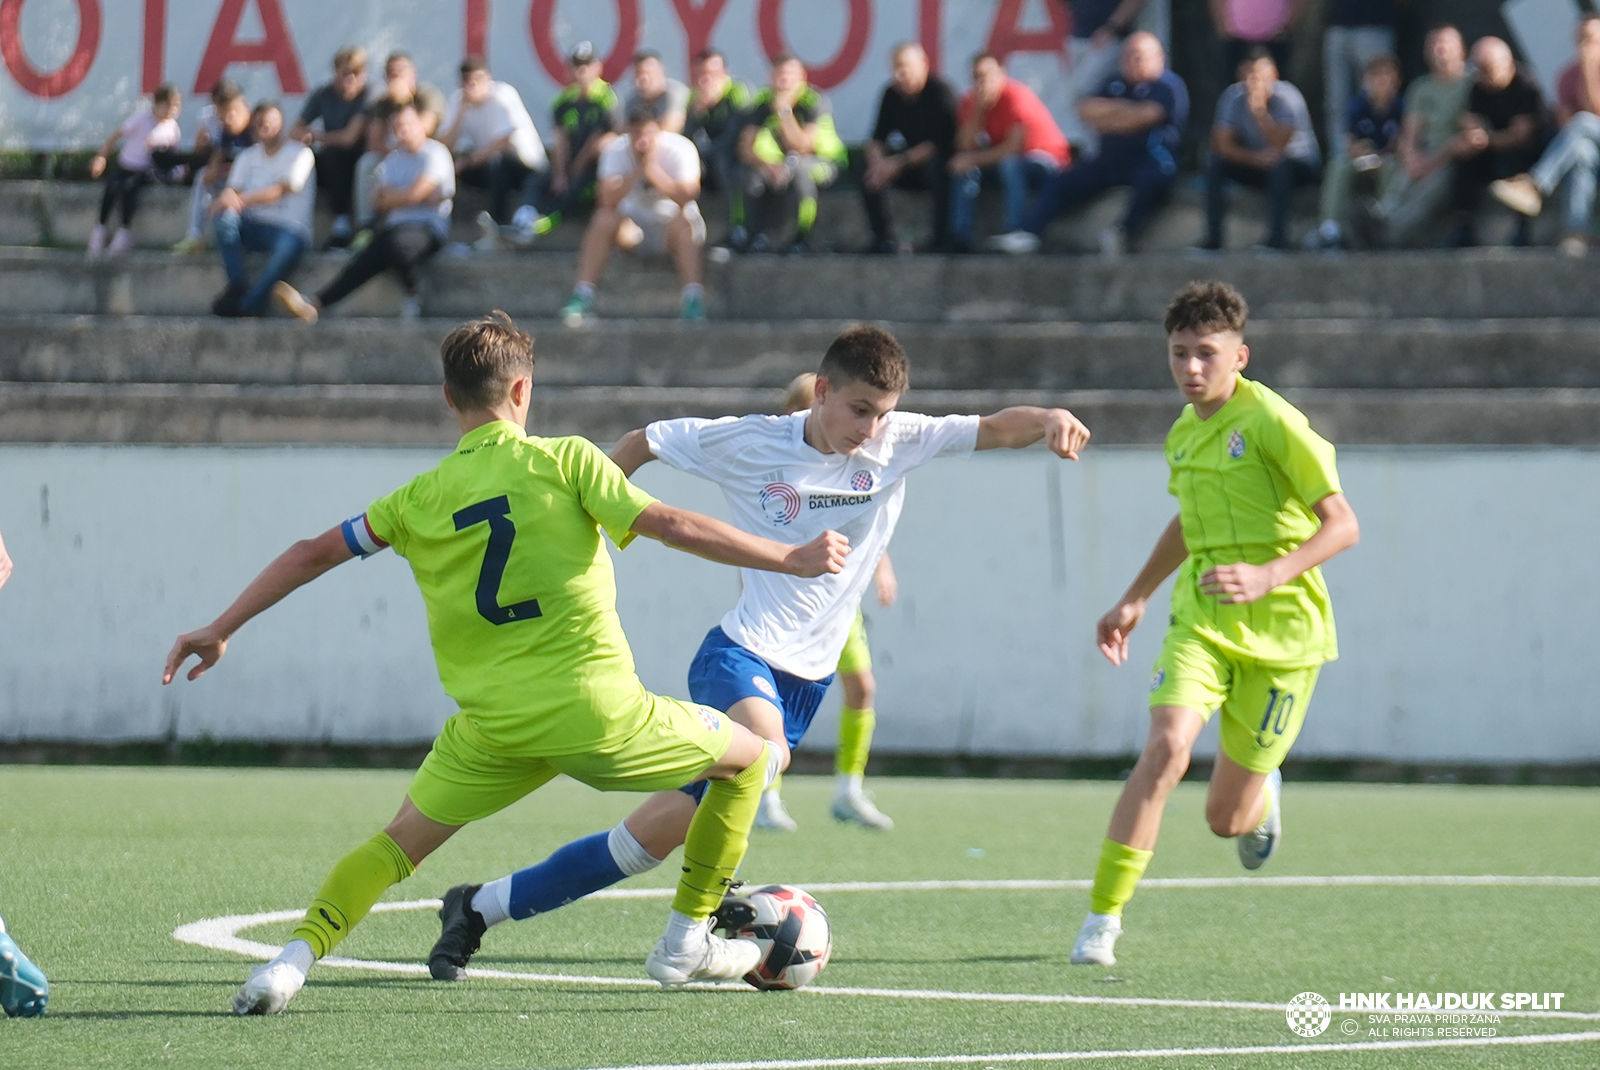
[1,444,1596,764]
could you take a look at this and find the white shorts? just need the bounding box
[619,194,705,254]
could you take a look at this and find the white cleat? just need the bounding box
[755,791,799,831]
[231,962,305,1015]
[831,789,893,830]
[1237,767,1282,871]
[1069,912,1122,966]
[645,930,762,987]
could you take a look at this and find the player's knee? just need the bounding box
[842,672,874,709]
[1141,731,1192,789]
[1205,803,1253,839]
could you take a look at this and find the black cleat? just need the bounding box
[709,892,758,936]
[428,883,487,980]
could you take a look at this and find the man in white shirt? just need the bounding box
[441,55,548,227]
[560,100,707,326]
[209,102,315,317]
[274,103,454,322]
[422,325,1092,982]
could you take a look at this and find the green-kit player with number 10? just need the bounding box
[164,313,850,1013]
[1072,281,1361,966]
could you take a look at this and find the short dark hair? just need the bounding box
[460,55,490,80]
[971,51,1001,69]
[250,100,282,124]
[1242,45,1276,68]
[1164,281,1248,336]
[695,48,725,65]
[386,51,414,69]
[633,48,663,65]
[626,98,660,126]
[441,311,535,410]
[211,78,243,105]
[817,325,910,394]
[770,50,801,68]
[152,82,181,106]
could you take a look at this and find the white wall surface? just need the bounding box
[0,444,1596,763]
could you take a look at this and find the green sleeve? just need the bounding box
[1268,411,1342,509]
[363,480,412,557]
[563,437,658,549]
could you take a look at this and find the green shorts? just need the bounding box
[1148,629,1321,775]
[836,610,871,675]
[407,694,734,826]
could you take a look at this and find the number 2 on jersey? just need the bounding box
[453,495,543,625]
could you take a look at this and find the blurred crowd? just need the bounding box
[77,1,1597,324]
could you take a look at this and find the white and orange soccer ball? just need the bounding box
[731,885,832,990]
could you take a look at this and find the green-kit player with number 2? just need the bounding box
[164,313,850,1013]
[1071,281,1361,966]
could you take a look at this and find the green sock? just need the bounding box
[1089,838,1154,917]
[674,742,770,919]
[797,196,817,236]
[835,706,875,777]
[290,832,415,958]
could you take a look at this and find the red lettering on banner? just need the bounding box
[529,0,639,85]
[194,0,306,95]
[143,0,165,92]
[757,0,870,89]
[985,0,1068,59]
[919,0,941,74]
[0,0,101,98]
[666,0,731,72]
[465,0,487,59]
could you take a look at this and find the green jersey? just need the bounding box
[553,79,622,155]
[747,85,846,165]
[354,422,659,755]
[1164,376,1342,668]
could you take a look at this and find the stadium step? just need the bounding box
[2,246,1599,322]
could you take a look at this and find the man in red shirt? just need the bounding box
[948,53,1069,251]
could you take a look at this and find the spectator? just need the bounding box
[625,50,690,134]
[948,53,1070,253]
[1323,1,1398,149]
[860,42,958,253]
[87,83,183,257]
[1211,0,1305,77]
[1448,36,1545,248]
[992,32,1186,255]
[439,56,549,239]
[171,80,242,254]
[357,52,448,236]
[1492,16,1600,257]
[273,103,453,323]
[291,45,370,248]
[545,41,624,230]
[1313,52,1404,249]
[209,102,314,317]
[1202,47,1320,250]
[738,52,848,254]
[684,49,753,247]
[1055,0,1148,155]
[1372,25,1469,247]
[558,101,706,327]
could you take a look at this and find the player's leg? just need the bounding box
[0,913,48,1018]
[1211,662,1320,870]
[831,612,892,829]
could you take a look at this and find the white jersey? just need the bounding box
[647,410,980,679]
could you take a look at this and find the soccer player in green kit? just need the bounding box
[1072,281,1361,966]
[163,312,850,1012]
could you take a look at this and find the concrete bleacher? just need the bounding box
[0,180,1595,448]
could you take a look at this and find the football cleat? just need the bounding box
[645,930,762,987]
[755,791,798,831]
[1069,912,1122,966]
[0,930,48,1018]
[428,883,487,981]
[231,961,304,1015]
[709,891,758,935]
[831,789,893,830]
[1238,767,1282,871]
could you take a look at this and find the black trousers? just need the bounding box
[860,154,950,248]
[457,152,549,223]
[317,222,443,307]
[315,144,363,217]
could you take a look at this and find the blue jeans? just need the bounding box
[213,210,307,315]
[1531,110,1600,235]
[1022,153,1177,240]
[1206,154,1320,249]
[949,154,1058,244]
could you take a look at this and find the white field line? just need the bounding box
[170,876,1600,1022]
[566,1032,1600,1070]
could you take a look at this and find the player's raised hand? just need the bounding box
[1199,562,1275,604]
[1044,409,1091,460]
[787,530,850,577]
[1096,599,1145,666]
[163,625,229,684]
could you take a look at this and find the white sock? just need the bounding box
[1086,912,1121,931]
[681,282,704,301]
[608,820,664,876]
[0,913,7,934]
[574,281,596,301]
[472,880,512,927]
[662,909,708,957]
[835,772,864,798]
[763,744,783,790]
[271,938,315,978]
[512,205,540,229]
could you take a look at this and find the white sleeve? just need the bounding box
[646,416,732,477]
[225,149,253,190]
[428,142,456,196]
[665,135,700,182]
[892,413,981,468]
[285,145,315,191]
[597,138,631,180]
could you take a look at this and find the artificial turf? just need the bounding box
[0,767,1595,1069]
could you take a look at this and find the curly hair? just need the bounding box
[1164,281,1249,336]
[818,325,910,394]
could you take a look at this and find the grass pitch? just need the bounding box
[0,767,1596,1069]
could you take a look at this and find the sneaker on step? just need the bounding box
[428,883,487,981]
[231,961,304,1015]
[1098,226,1126,258]
[1489,175,1542,217]
[1237,767,1282,871]
[273,281,319,324]
[170,235,206,255]
[107,227,134,256]
[400,294,422,320]
[645,929,761,987]
[474,210,502,252]
[1069,912,1122,966]
[560,292,593,328]
[680,291,706,322]
[755,791,798,831]
[86,225,108,258]
[831,789,893,830]
[0,930,48,1018]
[1559,235,1588,259]
[989,230,1040,254]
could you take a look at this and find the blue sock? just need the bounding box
[507,831,627,920]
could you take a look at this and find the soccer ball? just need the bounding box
[731,885,832,990]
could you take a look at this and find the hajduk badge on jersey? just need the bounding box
[1228,430,1246,459]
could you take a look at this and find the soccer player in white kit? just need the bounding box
[425,325,1090,980]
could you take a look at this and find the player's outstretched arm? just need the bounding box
[1200,492,1359,604]
[609,429,657,478]
[976,406,1091,459]
[162,526,355,684]
[1097,514,1187,666]
[630,502,849,577]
